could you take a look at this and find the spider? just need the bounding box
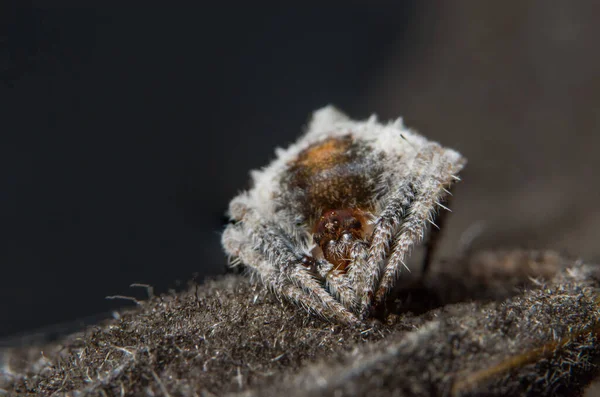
[222,106,466,325]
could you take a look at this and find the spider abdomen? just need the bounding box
[284,135,381,221]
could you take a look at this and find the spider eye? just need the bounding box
[300,255,315,268]
[342,233,353,242]
[348,218,361,230]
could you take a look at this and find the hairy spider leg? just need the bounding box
[374,147,463,307]
[223,207,361,325]
[314,257,358,312]
[341,241,370,313]
[356,181,415,320]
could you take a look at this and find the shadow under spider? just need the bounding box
[381,249,569,317]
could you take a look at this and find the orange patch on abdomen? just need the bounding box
[286,136,376,216]
[294,136,353,172]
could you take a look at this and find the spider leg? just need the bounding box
[222,210,361,325]
[315,259,358,312]
[356,181,415,319]
[224,229,344,321]
[373,148,462,307]
[315,239,371,313]
[342,240,375,316]
[421,191,452,277]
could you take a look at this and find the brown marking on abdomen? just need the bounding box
[286,136,377,216]
[294,137,352,171]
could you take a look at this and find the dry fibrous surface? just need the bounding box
[1,250,600,396]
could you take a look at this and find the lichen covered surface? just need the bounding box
[2,251,600,396]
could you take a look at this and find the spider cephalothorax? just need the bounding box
[312,208,372,271]
[222,106,466,325]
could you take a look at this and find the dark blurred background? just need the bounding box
[1,2,599,342]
